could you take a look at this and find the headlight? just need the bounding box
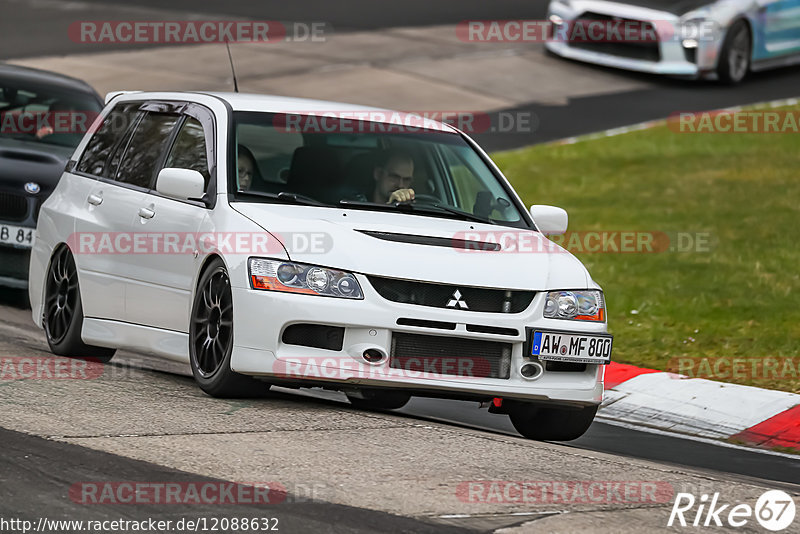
[678,17,716,46]
[544,290,605,321]
[248,258,363,299]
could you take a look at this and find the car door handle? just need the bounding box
[138,207,156,219]
[87,194,103,206]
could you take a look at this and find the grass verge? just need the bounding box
[493,106,800,393]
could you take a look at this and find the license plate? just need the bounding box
[0,224,35,248]
[531,330,612,364]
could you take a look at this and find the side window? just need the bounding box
[115,112,179,188]
[76,104,139,176]
[165,117,210,186]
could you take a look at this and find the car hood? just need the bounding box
[0,138,73,196]
[585,0,715,16]
[231,204,590,291]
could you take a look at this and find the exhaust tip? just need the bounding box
[520,362,544,380]
[362,348,386,364]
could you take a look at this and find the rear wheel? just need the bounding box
[507,402,597,441]
[189,258,267,397]
[717,20,751,84]
[347,389,411,410]
[44,246,115,361]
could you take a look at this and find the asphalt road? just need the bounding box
[0,0,548,58]
[473,65,800,150]
[3,0,799,151]
[1,427,466,534]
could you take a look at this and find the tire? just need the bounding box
[189,258,268,398]
[507,402,597,441]
[717,20,751,85]
[44,247,115,362]
[346,389,411,410]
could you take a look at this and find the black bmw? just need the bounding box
[0,64,102,288]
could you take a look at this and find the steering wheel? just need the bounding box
[407,193,441,205]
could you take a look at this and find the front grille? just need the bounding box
[282,324,344,351]
[368,276,535,313]
[0,192,29,222]
[390,332,512,379]
[568,13,661,62]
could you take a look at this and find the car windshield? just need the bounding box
[0,82,101,148]
[230,111,530,228]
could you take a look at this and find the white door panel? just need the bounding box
[73,181,146,321]
[124,197,209,332]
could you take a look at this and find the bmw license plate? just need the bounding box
[0,224,35,249]
[530,330,612,364]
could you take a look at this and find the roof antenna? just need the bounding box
[225,40,239,93]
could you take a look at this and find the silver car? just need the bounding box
[545,0,800,83]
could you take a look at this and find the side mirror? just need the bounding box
[530,205,568,235]
[156,168,205,202]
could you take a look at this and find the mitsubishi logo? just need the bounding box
[446,289,468,309]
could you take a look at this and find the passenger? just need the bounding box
[237,144,257,191]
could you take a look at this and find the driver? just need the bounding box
[372,150,414,204]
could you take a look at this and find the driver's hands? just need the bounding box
[387,188,415,204]
[36,126,54,139]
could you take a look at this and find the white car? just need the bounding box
[29,91,611,441]
[545,0,800,83]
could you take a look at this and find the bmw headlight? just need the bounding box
[248,258,363,299]
[544,290,605,321]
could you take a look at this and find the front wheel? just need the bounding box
[44,246,115,362]
[717,20,751,85]
[507,402,597,441]
[189,258,267,398]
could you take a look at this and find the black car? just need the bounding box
[0,64,102,288]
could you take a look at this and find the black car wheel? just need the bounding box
[717,20,751,85]
[189,258,268,397]
[44,246,115,361]
[507,402,598,441]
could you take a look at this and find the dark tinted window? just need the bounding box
[165,118,210,186]
[115,112,179,188]
[0,83,101,148]
[76,103,139,176]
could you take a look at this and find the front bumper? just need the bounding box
[545,2,722,78]
[229,276,606,406]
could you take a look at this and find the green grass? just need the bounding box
[492,106,800,393]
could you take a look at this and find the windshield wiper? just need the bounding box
[431,204,496,225]
[338,200,495,225]
[236,190,327,206]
